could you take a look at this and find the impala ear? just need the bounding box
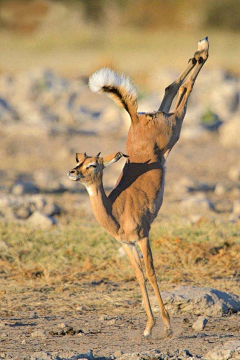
[76,152,87,163]
[103,152,129,167]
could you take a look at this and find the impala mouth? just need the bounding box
[67,171,80,181]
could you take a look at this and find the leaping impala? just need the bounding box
[68,37,209,337]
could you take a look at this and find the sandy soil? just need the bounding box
[0,281,239,359]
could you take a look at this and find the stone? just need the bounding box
[181,194,215,212]
[233,200,240,214]
[228,166,240,182]
[0,241,8,250]
[192,316,208,331]
[228,213,240,223]
[150,286,240,316]
[27,211,56,229]
[43,202,61,216]
[30,352,52,360]
[31,330,47,339]
[58,322,68,329]
[31,195,47,211]
[13,205,32,219]
[214,183,226,195]
[114,350,124,358]
[189,214,205,225]
[204,340,240,360]
[107,318,116,325]
[12,182,39,195]
[220,118,240,149]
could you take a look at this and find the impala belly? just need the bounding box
[110,166,165,242]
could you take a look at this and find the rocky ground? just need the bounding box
[0,68,239,359]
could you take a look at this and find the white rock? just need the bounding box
[192,316,208,331]
[214,183,226,196]
[205,340,240,360]
[181,195,215,212]
[31,330,47,339]
[12,182,39,195]
[27,211,56,229]
[151,286,240,316]
[220,118,240,148]
[233,200,240,215]
[30,351,52,360]
[0,241,8,250]
[58,322,68,329]
[228,166,240,182]
[228,214,240,223]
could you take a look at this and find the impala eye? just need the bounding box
[88,164,97,168]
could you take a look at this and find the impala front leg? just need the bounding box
[138,237,172,337]
[121,242,155,337]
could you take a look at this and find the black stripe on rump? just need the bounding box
[102,86,129,113]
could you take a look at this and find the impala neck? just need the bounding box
[86,182,119,237]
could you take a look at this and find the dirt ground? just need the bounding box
[1,280,239,359]
[0,124,239,360]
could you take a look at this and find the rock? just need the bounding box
[13,204,32,219]
[31,195,47,211]
[150,286,240,316]
[58,322,68,329]
[43,202,62,216]
[214,183,226,196]
[12,182,39,195]
[181,125,206,140]
[114,350,124,358]
[0,241,8,250]
[228,166,240,182]
[192,316,208,331]
[189,214,205,225]
[27,211,56,229]
[30,352,52,360]
[0,333,8,338]
[31,330,47,339]
[176,177,214,194]
[233,200,240,214]
[181,194,215,212]
[107,319,116,325]
[220,118,240,148]
[204,340,240,360]
[228,213,240,223]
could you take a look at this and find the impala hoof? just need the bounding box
[198,36,209,52]
[144,328,152,337]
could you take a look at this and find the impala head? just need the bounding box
[67,151,128,186]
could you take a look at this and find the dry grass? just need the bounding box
[0,217,239,294]
[1,27,240,81]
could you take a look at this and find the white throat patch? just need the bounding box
[86,186,94,196]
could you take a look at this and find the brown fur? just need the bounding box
[68,39,209,337]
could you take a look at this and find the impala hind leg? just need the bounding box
[121,242,155,337]
[138,237,172,337]
[173,38,209,116]
[159,36,209,113]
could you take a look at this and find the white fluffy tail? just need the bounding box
[89,68,138,122]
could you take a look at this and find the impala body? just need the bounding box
[68,37,209,337]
